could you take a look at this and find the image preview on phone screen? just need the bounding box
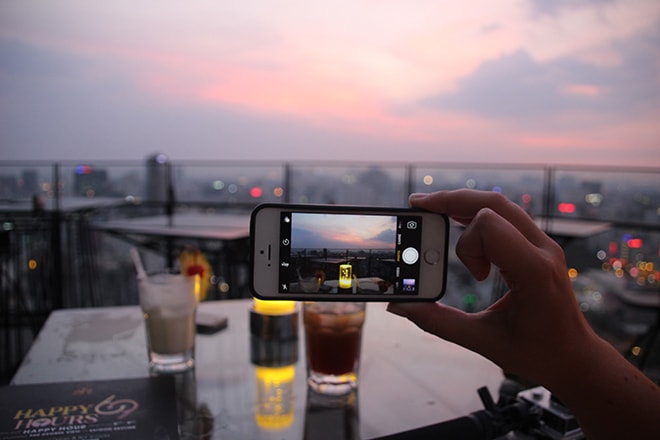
[278,212,423,295]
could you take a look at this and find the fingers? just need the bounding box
[410,189,559,287]
[411,189,565,282]
[398,189,577,378]
[457,207,542,282]
[410,189,550,249]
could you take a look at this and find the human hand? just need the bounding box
[388,189,595,386]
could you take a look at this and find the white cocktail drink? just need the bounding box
[139,272,197,374]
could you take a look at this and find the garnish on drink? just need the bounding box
[178,247,212,301]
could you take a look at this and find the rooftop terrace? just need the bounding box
[1,160,659,384]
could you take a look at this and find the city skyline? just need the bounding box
[2,161,658,229]
[1,1,660,167]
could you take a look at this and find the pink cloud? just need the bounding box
[561,83,603,97]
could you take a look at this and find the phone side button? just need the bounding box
[424,249,441,265]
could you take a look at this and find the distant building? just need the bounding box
[146,153,170,203]
[0,175,17,198]
[73,165,110,197]
[20,169,39,197]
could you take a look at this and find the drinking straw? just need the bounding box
[130,247,147,280]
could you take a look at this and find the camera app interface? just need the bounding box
[278,212,422,295]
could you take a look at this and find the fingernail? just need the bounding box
[408,193,428,202]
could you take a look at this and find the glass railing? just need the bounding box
[1,160,660,383]
[4,160,658,224]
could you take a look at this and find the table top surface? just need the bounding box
[95,212,251,240]
[12,299,504,440]
[534,217,611,239]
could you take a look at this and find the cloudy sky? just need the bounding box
[1,0,659,166]
[291,213,396,249]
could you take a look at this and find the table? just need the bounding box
[11,299,504,439]
[596,271,660,383]
[95,213,251,297]
[0,196,126,213]
[95,212,251,241]
[534,217,611,246]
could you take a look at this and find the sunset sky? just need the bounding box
[291,213,396,249]
[1,0,659,166]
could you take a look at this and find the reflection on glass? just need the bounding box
[255,365,295,430]
[173,369,214,440]
[303,387,360,440]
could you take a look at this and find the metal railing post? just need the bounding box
[284,162,291,203]
[405,164,414,206]
[165,161,175,270]
[541,165,556,231]
[51,163,63,309]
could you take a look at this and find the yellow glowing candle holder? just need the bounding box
[339,264,353,289]
[253,298,296,315]
[255,365,295,430]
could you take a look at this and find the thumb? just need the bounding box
[387,302,477,348]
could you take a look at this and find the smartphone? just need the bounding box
[250,203,448,302]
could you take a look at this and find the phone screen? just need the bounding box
[278,212,423,296]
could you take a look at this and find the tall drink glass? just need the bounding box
[138,272,198,374]
[303,302,366,395]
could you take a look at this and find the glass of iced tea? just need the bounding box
[303,302,366,395]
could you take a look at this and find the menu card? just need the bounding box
[0,377,179,440]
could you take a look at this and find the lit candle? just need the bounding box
[253,298,296,315]
[339,264,353,289]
